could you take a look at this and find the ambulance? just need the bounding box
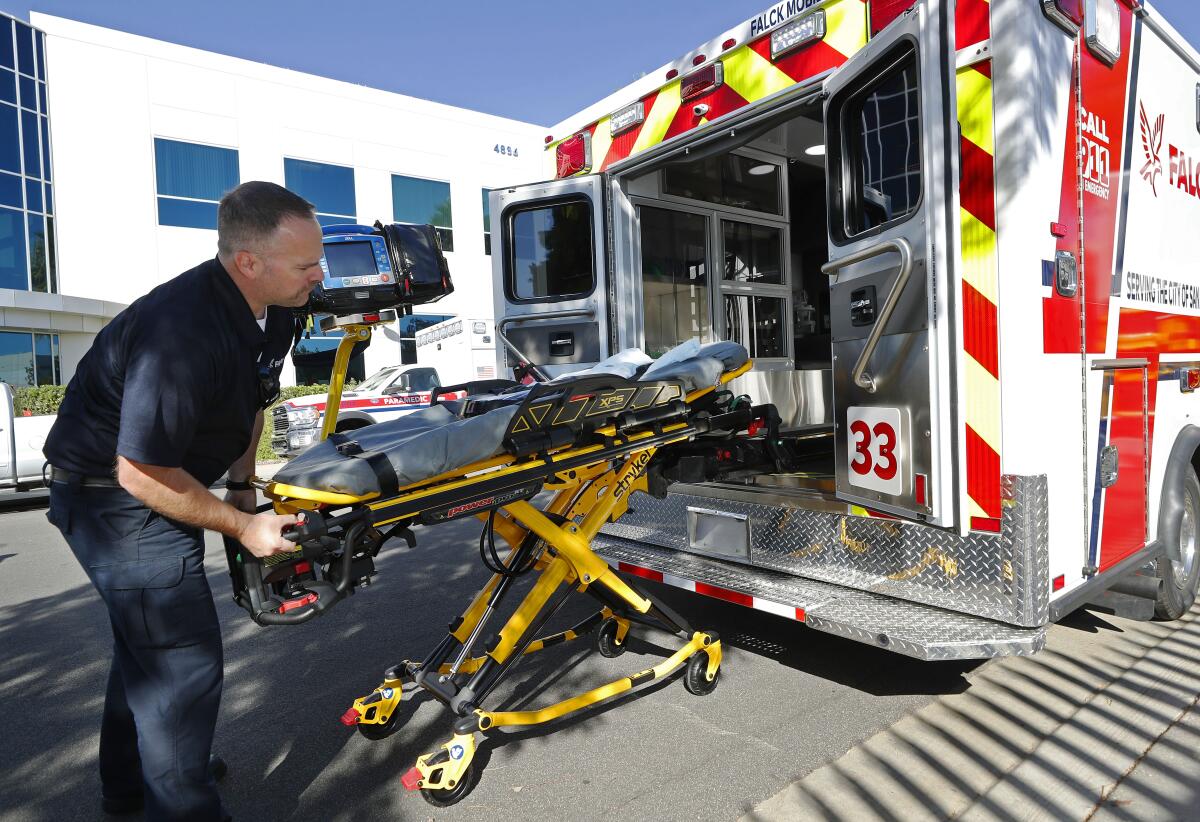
[489,0,1200,659]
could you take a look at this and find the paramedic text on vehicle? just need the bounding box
[42,181,325,820]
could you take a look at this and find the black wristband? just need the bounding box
[225,479,254,491]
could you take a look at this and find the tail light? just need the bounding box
[870,0,917,36]
[556,132,592,178]
[1042,0,1085,32]
[1180,368,1200,393]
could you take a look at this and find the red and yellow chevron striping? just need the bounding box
[547,0,869,178]
[956,0,1001,531]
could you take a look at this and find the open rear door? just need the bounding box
[822,0,962,529]
[492,176,610,380]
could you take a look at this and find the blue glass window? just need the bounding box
[0,206,27,290]
[24,177,40,212]
[392,175,452,251]
[37,81,44,112]
[0,172,19,208]
[15,22,32,77]
[157,197,220,230]
[34,333,57,385]
[43,183,51,214]
[0,104,18,174]
[45,215,55,293]
[28,212,46,292]
[154,138,239,229]
[18,73,33,111]
[285,158,355,221]
[40,116,49,182]
[0,71,14,106]
[34,32,44,80]
[482,188,491,255]
[0,331,34,386]
[21,109,39,178]
[0,19,13,70]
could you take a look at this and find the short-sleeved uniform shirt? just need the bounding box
[44,257,298,487]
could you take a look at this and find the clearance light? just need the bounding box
[771,11,826,59]
[722,38,737,51]
[680,62,724,102]
[1180,368,1200,393]
[1085,0,1121,65]
[610,101,645,137]
[1042,0,1085,33]
[556,132,592,177]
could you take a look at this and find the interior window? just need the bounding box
[724,295,786,359]
[723,221,782,284]
[842,48,921,236]
[662,153,781,215]
[640,206,710,357]
[509,199,594,301]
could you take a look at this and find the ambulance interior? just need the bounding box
[622,99,838,490]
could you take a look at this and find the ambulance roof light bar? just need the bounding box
[770,11,826,59]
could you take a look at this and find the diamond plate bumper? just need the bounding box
[596,538,1046,661]
[601,475,1050,627]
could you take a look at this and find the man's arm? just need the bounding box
[225,410,264,515]
[117,455,295,558]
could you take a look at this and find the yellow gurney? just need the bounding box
[233,341,782,806]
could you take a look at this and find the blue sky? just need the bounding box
[2,1,1197,126]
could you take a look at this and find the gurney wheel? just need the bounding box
[357,709,403,741]
[420,761,480,807]
[683,652,720,696]
[595,618,626,658]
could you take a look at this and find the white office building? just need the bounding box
[0,11,545,387]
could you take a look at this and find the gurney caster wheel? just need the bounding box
[356,711,403,741]
[595,618,626,658]
[683,652,720,696]
[420,761,480,808]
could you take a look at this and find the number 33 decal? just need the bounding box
[846,407,903,495]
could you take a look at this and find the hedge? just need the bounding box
[10,380,352,464]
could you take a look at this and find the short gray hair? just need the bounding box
[217,181,316,258]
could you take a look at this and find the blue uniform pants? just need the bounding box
[48,481,226,821]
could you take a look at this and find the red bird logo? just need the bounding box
[1139,103,1164,197]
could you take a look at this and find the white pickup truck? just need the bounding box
[0,383,53,491]
[271,364,445,457]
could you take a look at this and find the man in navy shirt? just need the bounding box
[44,181,326,820]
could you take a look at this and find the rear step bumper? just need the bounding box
[596,536,1046,661]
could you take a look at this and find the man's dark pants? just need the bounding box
[48,480,225,821]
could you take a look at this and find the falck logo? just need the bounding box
[1139,103,1165,197]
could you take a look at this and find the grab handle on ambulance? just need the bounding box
[821,238,913,394]
[497,308,597,382]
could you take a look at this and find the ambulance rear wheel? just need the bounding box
[683,652,720,696]
[420,761,480,807]
[1155,467,1200,620]
[595,618,626,658]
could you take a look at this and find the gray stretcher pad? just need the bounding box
[272,341,748,498]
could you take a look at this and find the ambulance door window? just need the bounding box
[507,198,594,302]
[639,205,710,357]
[836,45,922,239]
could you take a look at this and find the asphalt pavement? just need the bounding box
[0,492,1196,821]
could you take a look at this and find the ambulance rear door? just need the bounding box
[492,176,611,379]
[822,0,964,530]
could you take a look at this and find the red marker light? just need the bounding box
[666,68,679,80]
[722,38,736,51]
[1052,574,1066,592]
[692,53,706,66]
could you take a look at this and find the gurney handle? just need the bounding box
[616,400,689,432]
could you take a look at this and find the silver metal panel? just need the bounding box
[596,537,1046,660]
[687,507,751,561]
[607,475,1049,626]
[726,368,833,428]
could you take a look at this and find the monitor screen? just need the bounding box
[323,240,380,285]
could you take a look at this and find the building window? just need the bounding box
[154,138,239,230]
[392,175,453,252]
[482,189,491,255]
[285,158,355,226]
[0,329,59,386]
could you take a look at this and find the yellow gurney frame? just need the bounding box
[257,327,763,806]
